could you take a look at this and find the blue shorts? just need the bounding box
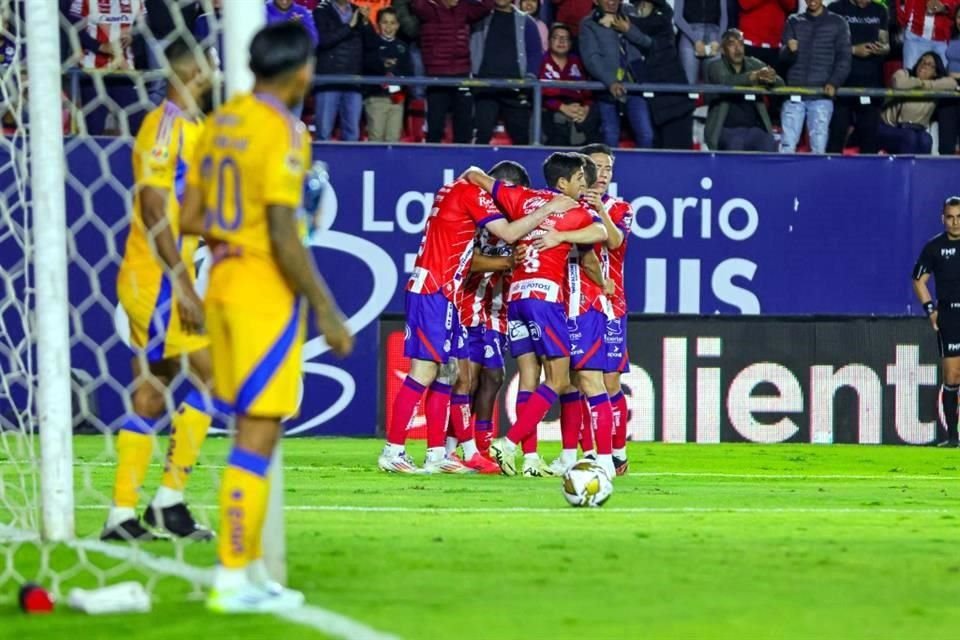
[507,299,570,359]
[404,291,461,364]
[452,321,469,360]
[604,316,630,373]
[467,326,507,369]
[569,309,607,371]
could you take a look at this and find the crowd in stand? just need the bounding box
[6,0,960,153]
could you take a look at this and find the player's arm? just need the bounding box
[180,184,205,236]
[267,205,354,356]
[470,249,514,273]
[532,222,607,250]
[580,249,606,288]
[913,271,938,330]
[584,189,624,250]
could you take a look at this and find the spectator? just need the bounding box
[580,0,654,148]
[705,28,782,151]
[470,0,542,144]
[828,0,889,154]
[363,7,413,141]
[937,7,960,154]
[779,0,851,153]
[673,0,729,84]
[69,0,150,135]
[519,0,549,50]
[539,22,601,144]
[143,1,200,103]
[552,0,593,36]
[314,0,368,141]
[297,0,321,9]
[878,52,958,153]
[412,0,494,143]
[632,0,697,149]
[354,0,394,27]
[737,0,796,71]
[268,0,320,46]
[393,0,422,40]
[897,0,958,69]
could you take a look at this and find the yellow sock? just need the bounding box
[112,416,158,508]
[217,447,270,569]
[160,392,213,492]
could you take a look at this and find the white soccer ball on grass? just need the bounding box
[561,460,613,508]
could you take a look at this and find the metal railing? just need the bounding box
[66,69,960,145]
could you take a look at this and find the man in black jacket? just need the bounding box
[778,0,851,153]
[315,0,367,141]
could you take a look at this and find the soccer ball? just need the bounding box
[561,460,613,508]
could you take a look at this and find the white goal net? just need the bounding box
[0,0,244,602]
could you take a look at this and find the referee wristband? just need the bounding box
[924,301,936,316]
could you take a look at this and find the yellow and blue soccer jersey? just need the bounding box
[189,93,311,418]
[117,100,208,362]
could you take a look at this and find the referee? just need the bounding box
[913,196,960,447]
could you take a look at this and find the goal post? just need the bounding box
[26,0,74,543]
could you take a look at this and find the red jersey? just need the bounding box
[408,179,503,301]
[487,272,510,334]
[595,196,633,317]
[491,181,599,304]
[459,228,511,328]
[70,0,146,70]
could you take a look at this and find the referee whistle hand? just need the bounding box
[177,287,206,335]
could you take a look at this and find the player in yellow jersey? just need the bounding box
[179,22,353,613]
[103,39,216,543]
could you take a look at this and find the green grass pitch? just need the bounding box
[2,437,960,639]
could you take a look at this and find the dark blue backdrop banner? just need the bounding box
[0,144,955,436]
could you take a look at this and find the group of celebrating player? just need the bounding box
[382,145,634,482]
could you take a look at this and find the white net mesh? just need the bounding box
[1,0,228,602]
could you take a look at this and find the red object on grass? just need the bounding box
[19,583,54,614]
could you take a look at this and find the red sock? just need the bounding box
[450,394,473,442]
[611,391,628,449]
[387,376,426,446]
[515,390,538,453]
[507,385,558,444]
[424,381,451,449]
[560,391,581,450]
[515,390,531,415]
[579,396,594,453]
[589,393,613,455]
[475,419,493,455]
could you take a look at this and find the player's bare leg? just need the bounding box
[605,371,629,473]
[939,357,960,447]
[208,415,304,613]
[381,357,439,472]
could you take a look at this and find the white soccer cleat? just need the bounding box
[488,438,517,476]
[546,456,574,477]
[206,582,305,614]
[522,455,555,478]
[422,453,476,474]
[596,456,616,482]
[378,449,423,474]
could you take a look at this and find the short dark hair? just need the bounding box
[944,196,960,213]
[578,143,613,159]
[164,37,198,67]
[549,23,572,40]
[249,22,314,80]
[911,50,947,79]
[580,154,597,188]
[721,28,744,44]
[488,160,531,188]
[543,152,584,188]
[377,7,398,22]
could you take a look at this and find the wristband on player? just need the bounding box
[924,301,936,316]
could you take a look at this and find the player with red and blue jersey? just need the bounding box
[380,161,573,474]
[465,153,609,477]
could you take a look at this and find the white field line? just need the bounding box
[6,459,960,482]
[71,504,956,515]
[0,526,400,640]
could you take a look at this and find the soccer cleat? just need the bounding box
[206,583,305,614]
[522,456,555,478]
[596,457,616,481]
[378,450,422,473]
[423,453,476,474]
[488,438,517,476]
[936,438,960,448]
[462,452,500,474]
[99,518,158,542]
[546,456,574,476]
[143,503,214,541]
[613,456,629,476]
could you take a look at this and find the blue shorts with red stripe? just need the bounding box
[467,325,507,369]
[404,291,460,364]
[604,315,630,373]
[507,299,570,359]
[568,309,607,371]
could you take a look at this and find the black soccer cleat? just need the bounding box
[613,456,629,476]
[100,518,157,542]
[144,503,215,541]
[936,438,960,448]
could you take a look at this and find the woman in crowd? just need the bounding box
[878,51,959,154]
